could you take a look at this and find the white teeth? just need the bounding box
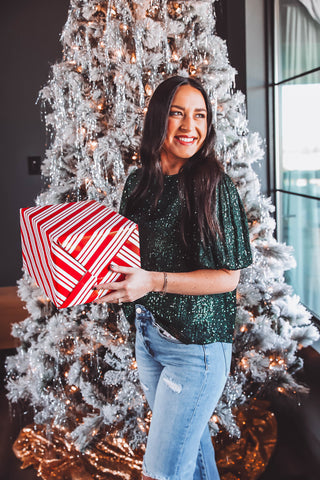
[177,137,195,143]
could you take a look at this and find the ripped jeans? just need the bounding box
[134,305,232,480]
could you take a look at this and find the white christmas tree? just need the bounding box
[6,0,319,477]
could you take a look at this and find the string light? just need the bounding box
[269,356,286,369]
[189,64,197,76]
[240,358,249,369]
[171,52,179,61]
[89,140,98,150]
[145,84,153,96]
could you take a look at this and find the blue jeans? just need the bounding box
[134,305,232,480]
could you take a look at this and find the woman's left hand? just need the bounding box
[93,263,154,305]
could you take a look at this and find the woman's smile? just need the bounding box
[175,135,197,145]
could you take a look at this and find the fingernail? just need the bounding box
[109,262,116,268]
[92,286,97,290]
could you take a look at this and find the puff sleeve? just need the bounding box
[191,173,252,271]
[213,174,252,270]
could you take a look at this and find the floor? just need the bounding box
[1,287,320,480]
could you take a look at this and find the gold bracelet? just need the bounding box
[160,272,168,296]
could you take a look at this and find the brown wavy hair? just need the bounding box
[127,75,224,247]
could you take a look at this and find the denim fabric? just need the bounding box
[134,305,232,480]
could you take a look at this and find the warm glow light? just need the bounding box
[131,53,136,63]
[137,417,146,433]
[145,84,153,96]
[171,52,179,61]
[240,358,249,369]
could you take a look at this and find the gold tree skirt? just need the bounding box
[13,399,276,480]
[214,400,277,479]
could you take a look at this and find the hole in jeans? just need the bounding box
[163,375,182,394]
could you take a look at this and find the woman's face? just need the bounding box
[161,84,207,167]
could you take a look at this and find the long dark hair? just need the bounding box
[127,75,224,247]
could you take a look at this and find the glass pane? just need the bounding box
[275,0,320,83]
[275,72,320,197]
[278,192,320,317]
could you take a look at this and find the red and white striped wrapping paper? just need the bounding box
[20,200,140,309]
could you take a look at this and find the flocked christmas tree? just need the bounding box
[6,1,319,478]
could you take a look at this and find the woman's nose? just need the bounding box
[180,116,193,131]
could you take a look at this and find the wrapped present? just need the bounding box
[20,200,140,309]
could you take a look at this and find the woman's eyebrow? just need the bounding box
[171,104,207,112]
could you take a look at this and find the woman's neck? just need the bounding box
[160,152,187,176]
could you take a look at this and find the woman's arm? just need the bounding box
[93,263,240,305]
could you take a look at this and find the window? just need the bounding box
[273,0,320,318]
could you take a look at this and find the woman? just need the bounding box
[94,76,252,480]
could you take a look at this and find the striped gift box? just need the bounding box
[20,200,140,309]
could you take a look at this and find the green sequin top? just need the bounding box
[119,168,252,344]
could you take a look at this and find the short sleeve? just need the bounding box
[212,174,252,270]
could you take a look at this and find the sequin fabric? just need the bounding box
[119,169,252,344]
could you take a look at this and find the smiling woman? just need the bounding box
[94,75,252,480]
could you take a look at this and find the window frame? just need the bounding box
[266,0,320,325]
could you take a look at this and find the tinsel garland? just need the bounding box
[13,399,276,479]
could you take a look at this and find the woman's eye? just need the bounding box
[169,110,182,116]
[195,113,206,118]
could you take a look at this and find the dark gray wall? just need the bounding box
[0,0,69,286]
[216,0,269,194]
[245,0,269,195]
